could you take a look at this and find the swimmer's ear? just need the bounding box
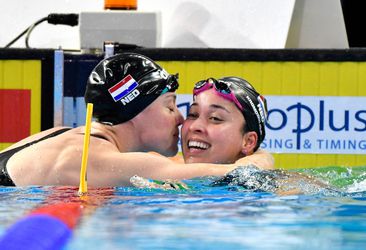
[241,131,257,156]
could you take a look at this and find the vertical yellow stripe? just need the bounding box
[281,62,301,95]
[319,62,339,96]
[356,155,366,166]
[0,61,3,89]
[358,63,366,96]
[317,155,337,167]
[262,62,283,95]
[204,61,225,79]
[298,154,317,168]
[336,154,355,167]
[3,61,23,87]
[339,62,359,96]
[186,62,206,91]
[276,154,299,169]
[300,62,320,95]
[242,62,264,91]
[223,62,246,79]
[24,61,41,135]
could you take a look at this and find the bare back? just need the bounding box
[6,126,119,186]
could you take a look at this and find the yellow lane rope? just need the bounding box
[78,103,93,195]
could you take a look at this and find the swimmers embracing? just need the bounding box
[0,53,273,187]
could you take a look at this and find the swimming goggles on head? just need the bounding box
[161,73,179,95]
[138,71,179,96]
[193,78,243,111]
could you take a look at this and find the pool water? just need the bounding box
[1,166,366,250]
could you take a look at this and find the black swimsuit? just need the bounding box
[0,128,72,186]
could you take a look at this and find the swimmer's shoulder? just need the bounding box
[2,127,73,152]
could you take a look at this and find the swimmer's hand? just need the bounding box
[130,175,188,190]
[212,165,334,196]
[211,165,278,192]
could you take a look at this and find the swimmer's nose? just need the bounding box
[188,116,206,134]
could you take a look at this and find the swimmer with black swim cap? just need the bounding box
[85,52,179,125]
[84,52,183,156]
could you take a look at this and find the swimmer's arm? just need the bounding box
[168,154,185,163]
[234,148,274,170]
[92,152,237,187]
[150,151,185,163]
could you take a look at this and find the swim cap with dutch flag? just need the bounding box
[84,52,179,125]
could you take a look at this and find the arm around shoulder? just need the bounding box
[235,148,274,170]
[89,151,237,187]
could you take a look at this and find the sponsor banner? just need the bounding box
[177,95,366,154]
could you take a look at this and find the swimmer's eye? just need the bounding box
[209,116,223,122]
[166,104,176,112]
[187,112,198,119]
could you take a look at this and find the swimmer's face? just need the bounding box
[182,88,252,164]
[133,92,184,156]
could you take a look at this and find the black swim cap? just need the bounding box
[85,53,178,124]
[218,77,268,150]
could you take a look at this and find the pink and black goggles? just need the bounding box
[193,78,244,111]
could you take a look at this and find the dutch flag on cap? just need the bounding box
[108,75,139,102]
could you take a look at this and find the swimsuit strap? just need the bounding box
[0,128,72,186]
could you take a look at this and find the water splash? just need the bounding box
[211,165,343,196]
[297,166,366,193]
